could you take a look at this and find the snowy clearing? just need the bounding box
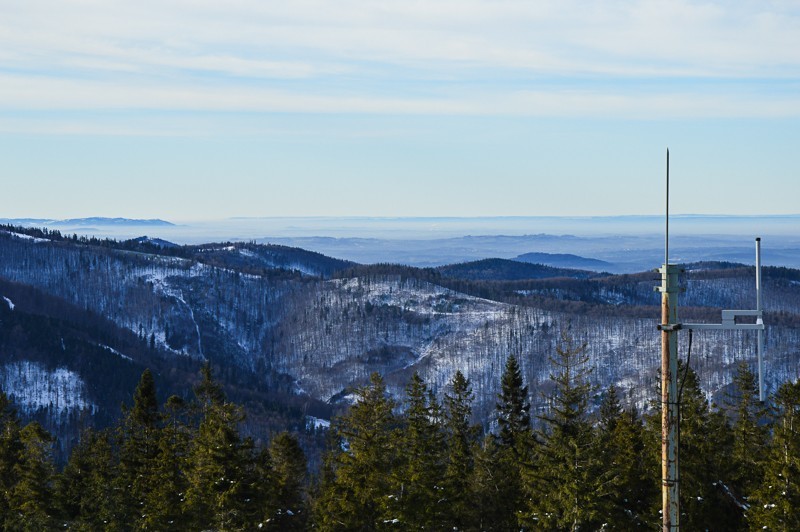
[306,416,331,430]
[0,361,95,413]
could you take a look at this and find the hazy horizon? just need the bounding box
[3,2,799,220]
[5,214,800,272]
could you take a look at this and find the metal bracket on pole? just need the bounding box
[682,238,767,401]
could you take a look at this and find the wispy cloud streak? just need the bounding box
[1,0,799,127]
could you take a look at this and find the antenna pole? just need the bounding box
[666,149,669,265]
[659,148,680,531]
[756,237,764,401]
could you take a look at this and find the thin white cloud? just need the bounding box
[1,73,798,125]
[1,0,799,125]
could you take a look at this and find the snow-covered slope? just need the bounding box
[1,229,799,430]
[0,361,95,414]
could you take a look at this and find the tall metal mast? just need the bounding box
[656,151,766,531]
[658,149,680,530]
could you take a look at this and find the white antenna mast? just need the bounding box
[656,150,767,530]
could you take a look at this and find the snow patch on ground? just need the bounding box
[0,361,95,413]
[2,296,13,310]
[306,416,331,430]
[96,343,133,361]
[1,230,49,243]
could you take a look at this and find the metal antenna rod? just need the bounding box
[756,237,764,401]
[666,149,670,265]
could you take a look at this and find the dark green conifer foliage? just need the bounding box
[394,372,446,529]
[522,332,610,530]
[55,428,120,530]
[479,354,533,529]
[8,422,55,530]
[471,434,520,531]
[142,395,191,529]
[315,372,398,530]
[117,368,162,528]
[664,364,740,530]
[749,379,800,529]
[264,431,308,530]
[497,354,531,450]
[0,390,23,522]
[442,370,478,529]
[596,386,654,528]
[184,363,258,530]
[728,362,768,502]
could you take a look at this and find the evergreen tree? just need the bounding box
[315,372,398,530]
[442,371,478,529]
[682,367,740,530]
[471,434,520,531]
[522,332,610,530]
[749,379,800,529]
[496,354,531,450]
[184,363,259,530]
[0,390,23,523]
[264,431,308,530]
[117,368,162,528]
[596,386,654,528]
[394,372,446,529]
[8,422,55,530]
[728,362,768,504]
[141,395,191,530]
[55,428,120,530]
[472,354,534,529]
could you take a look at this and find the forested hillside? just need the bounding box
[1,224,800,465]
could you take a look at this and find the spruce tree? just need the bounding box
[442,370,478,529]
[314,372,398,530]
[522,332,610,530]
[0,390,22,523]
[497,354,531,450]
[117,368,162,528]
[142,395,191,529]
[55,428,121,529]
[264,431,308,530]
[728,362,768,503]
[184,363,258,530]
[471,434,520,531]
[8,422,55,530]
[749,379,800,529]
[597,386,654,528]
[394,372,446,529]
[479,354,533,529]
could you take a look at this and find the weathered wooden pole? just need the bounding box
[658,148,680,530]
[659,262,680,530]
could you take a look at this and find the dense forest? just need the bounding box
[2,333,799,530]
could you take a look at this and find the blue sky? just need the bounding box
[1,0,798,220]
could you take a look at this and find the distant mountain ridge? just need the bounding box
[1,217,175,227]
[513,252,612,272]
[438,258,597,281]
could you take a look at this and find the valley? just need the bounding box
[1,223,799,456]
